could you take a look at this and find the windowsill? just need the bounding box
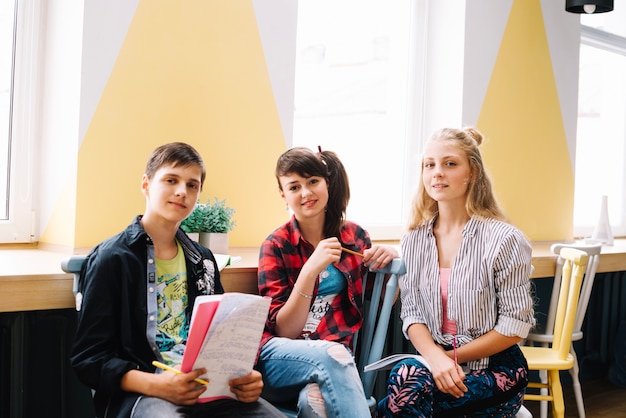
[2,239,626,313]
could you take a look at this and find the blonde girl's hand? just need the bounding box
[362,245,399,271]
[429,352,467,399]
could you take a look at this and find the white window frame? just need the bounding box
[573,25,626,239]
[0,0,41,243]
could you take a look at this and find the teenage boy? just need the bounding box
[70,142,285,418]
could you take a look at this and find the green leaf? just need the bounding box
[181,197,236,233]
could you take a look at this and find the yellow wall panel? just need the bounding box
[477,0,574,240]
[75,0,287,248]
[39,175,77,247]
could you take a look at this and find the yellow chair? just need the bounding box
[524,243,602,418]
[520,247,589,418]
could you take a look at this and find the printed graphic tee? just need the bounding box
[155,240,189,364]
[302,264,346,338]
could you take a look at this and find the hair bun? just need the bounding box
[464,127,484,146]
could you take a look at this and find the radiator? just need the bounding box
[581,271,626,370]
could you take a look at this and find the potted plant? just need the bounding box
[180,197,236,254]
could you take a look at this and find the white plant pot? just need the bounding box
[199,232,229,254]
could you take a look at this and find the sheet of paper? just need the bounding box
[192,293,270,402]
[364,353,430,372]
[212,254,231,271]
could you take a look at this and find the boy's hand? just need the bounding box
[229,370,264,403]
[150,368,208,405]
[121,367,208,405]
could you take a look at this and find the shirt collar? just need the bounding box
[126,215,202,263]
[426,214,478,238]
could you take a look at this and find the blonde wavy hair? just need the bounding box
[407,127,507,230]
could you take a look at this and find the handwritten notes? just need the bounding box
[180,293,270,402]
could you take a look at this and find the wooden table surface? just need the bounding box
[2,240,625,313]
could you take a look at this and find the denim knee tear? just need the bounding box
[327,344,354,366]
[306,383,328,418]
[305,339,328,347]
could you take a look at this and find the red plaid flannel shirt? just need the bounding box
[258,216,372,350]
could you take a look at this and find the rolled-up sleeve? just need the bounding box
[493,229,536,338]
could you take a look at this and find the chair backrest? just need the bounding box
[61,254,88,311]
[357,258,406,398]
[550,247,588,360]
[545,243,601,339]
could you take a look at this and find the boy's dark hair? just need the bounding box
[145,142,206,187]
[275,146,350,239]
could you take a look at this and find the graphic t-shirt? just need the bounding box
[302,264,346,338]
[155,240,189,364]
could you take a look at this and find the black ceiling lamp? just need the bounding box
[566,0,613,14]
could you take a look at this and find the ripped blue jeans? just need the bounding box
[256,337,370,418]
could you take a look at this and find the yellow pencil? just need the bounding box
[341,247,364,257]
[152,360,209,385]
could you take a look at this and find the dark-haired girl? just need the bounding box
[256,147,398,417]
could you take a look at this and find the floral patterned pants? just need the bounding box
[374,345,528,418]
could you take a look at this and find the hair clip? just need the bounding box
[317,145,327,167]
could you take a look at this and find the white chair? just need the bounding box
[516,404,533,418]
[524,243,602,418]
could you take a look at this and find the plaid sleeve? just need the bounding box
[258,235,303,338]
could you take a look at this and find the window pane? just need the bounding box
[574,43,626,237]
[292,0,414,236]
[0,0,37,243]
[0,0,15,220]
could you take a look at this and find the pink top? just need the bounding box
[439,268,457,335]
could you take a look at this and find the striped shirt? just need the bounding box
[400,215,535,370]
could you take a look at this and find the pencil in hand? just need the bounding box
[453,335,458,365]
[341,247,364,257]
[152,360,209,385]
